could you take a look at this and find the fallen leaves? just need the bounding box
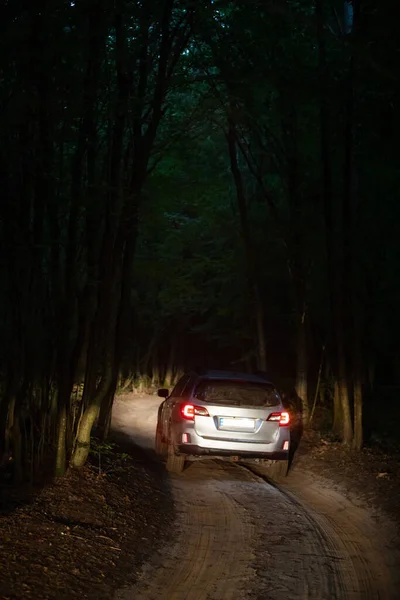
[0,440,175,600]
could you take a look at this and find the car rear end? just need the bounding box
[171,377,290,460]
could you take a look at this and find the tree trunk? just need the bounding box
[12,416,23,484]
[97,368,118,441]
[296,310,309,423]
[332,379,342,436]
[164,339,176,388]
[55,403,67,477]
[71,404,99,469]
[338,366,353,444]
[52,4,107,478]
[254,286,267,371]
[227,117,267,371]
[0,388,16,463]
[352,326,363,450]
[316,0,353,443]
[309,344,325,424]
[71,363,113,469]
[353,375,363,451]
[141,332,157,378]
[97,401,113,441]
[151,345,160,387]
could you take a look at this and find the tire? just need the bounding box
[155,427,168,458]
[166,441,185,474]
[263,459,289,483]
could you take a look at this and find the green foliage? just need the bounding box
[90,438,134,476]
[1,0,400,474]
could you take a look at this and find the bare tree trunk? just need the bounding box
[55,402,67,477]
[71,361,114,469]
[343,43,360,447]
[309,344,325,424]
[164,339,176,388]
[97,368,118,441]
[353,390,363,450]
[71,405,99,469]
[72,248,121,467]
[227,117,267,371]
[254,286,267,371]
[296,310,309,423]
[338,355,353,443]
[0,386,16,464]
[332,379,343,437]
[12,416,23,484]
[52,6,107,477]
[151,343,161,387]
[141,332,157,378]
[10,387,24,484]
[316,0,353,443]
[353,351,363,450]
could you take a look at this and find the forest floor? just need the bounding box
[291,429,400,528]
[0,436,175,600]
[0,397,399,599]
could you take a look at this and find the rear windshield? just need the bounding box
[193,380,281,408]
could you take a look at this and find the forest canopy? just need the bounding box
[1,0,399,479]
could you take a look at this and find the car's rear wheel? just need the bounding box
[166,441,185,474]
[155,427,167,457]
[263,459,289,482]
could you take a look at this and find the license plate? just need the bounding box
[219,417,255,430]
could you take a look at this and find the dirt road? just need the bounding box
[112,394,400,600]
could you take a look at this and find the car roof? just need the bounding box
[193,369,274,386]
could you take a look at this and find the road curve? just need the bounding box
[112,394,400,600]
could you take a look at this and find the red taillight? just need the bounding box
[181,404,210,420]
[267,411,290,426]
[280,411,290,426]
[181,404,195,419]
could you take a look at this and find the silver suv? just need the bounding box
[155,369,290,477]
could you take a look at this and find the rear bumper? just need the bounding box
[172,422,290,457]
[176,444,289,461]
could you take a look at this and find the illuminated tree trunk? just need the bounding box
[71,360,113,469]
[353,335,363,450]
[97,368,118,441]
[164,339,176,388]
[332,379,342,436]
[337,346,353,443]
[296,310,309,423]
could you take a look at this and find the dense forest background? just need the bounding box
[1,0,399,480]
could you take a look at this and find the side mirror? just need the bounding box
[158,388,169,398]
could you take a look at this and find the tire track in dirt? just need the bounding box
[227,461,343,600]
[112,396,399,600]
[115,460,345,600]
[115,460,257,600]
[247,463,400,599]
[284,469,400,599]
